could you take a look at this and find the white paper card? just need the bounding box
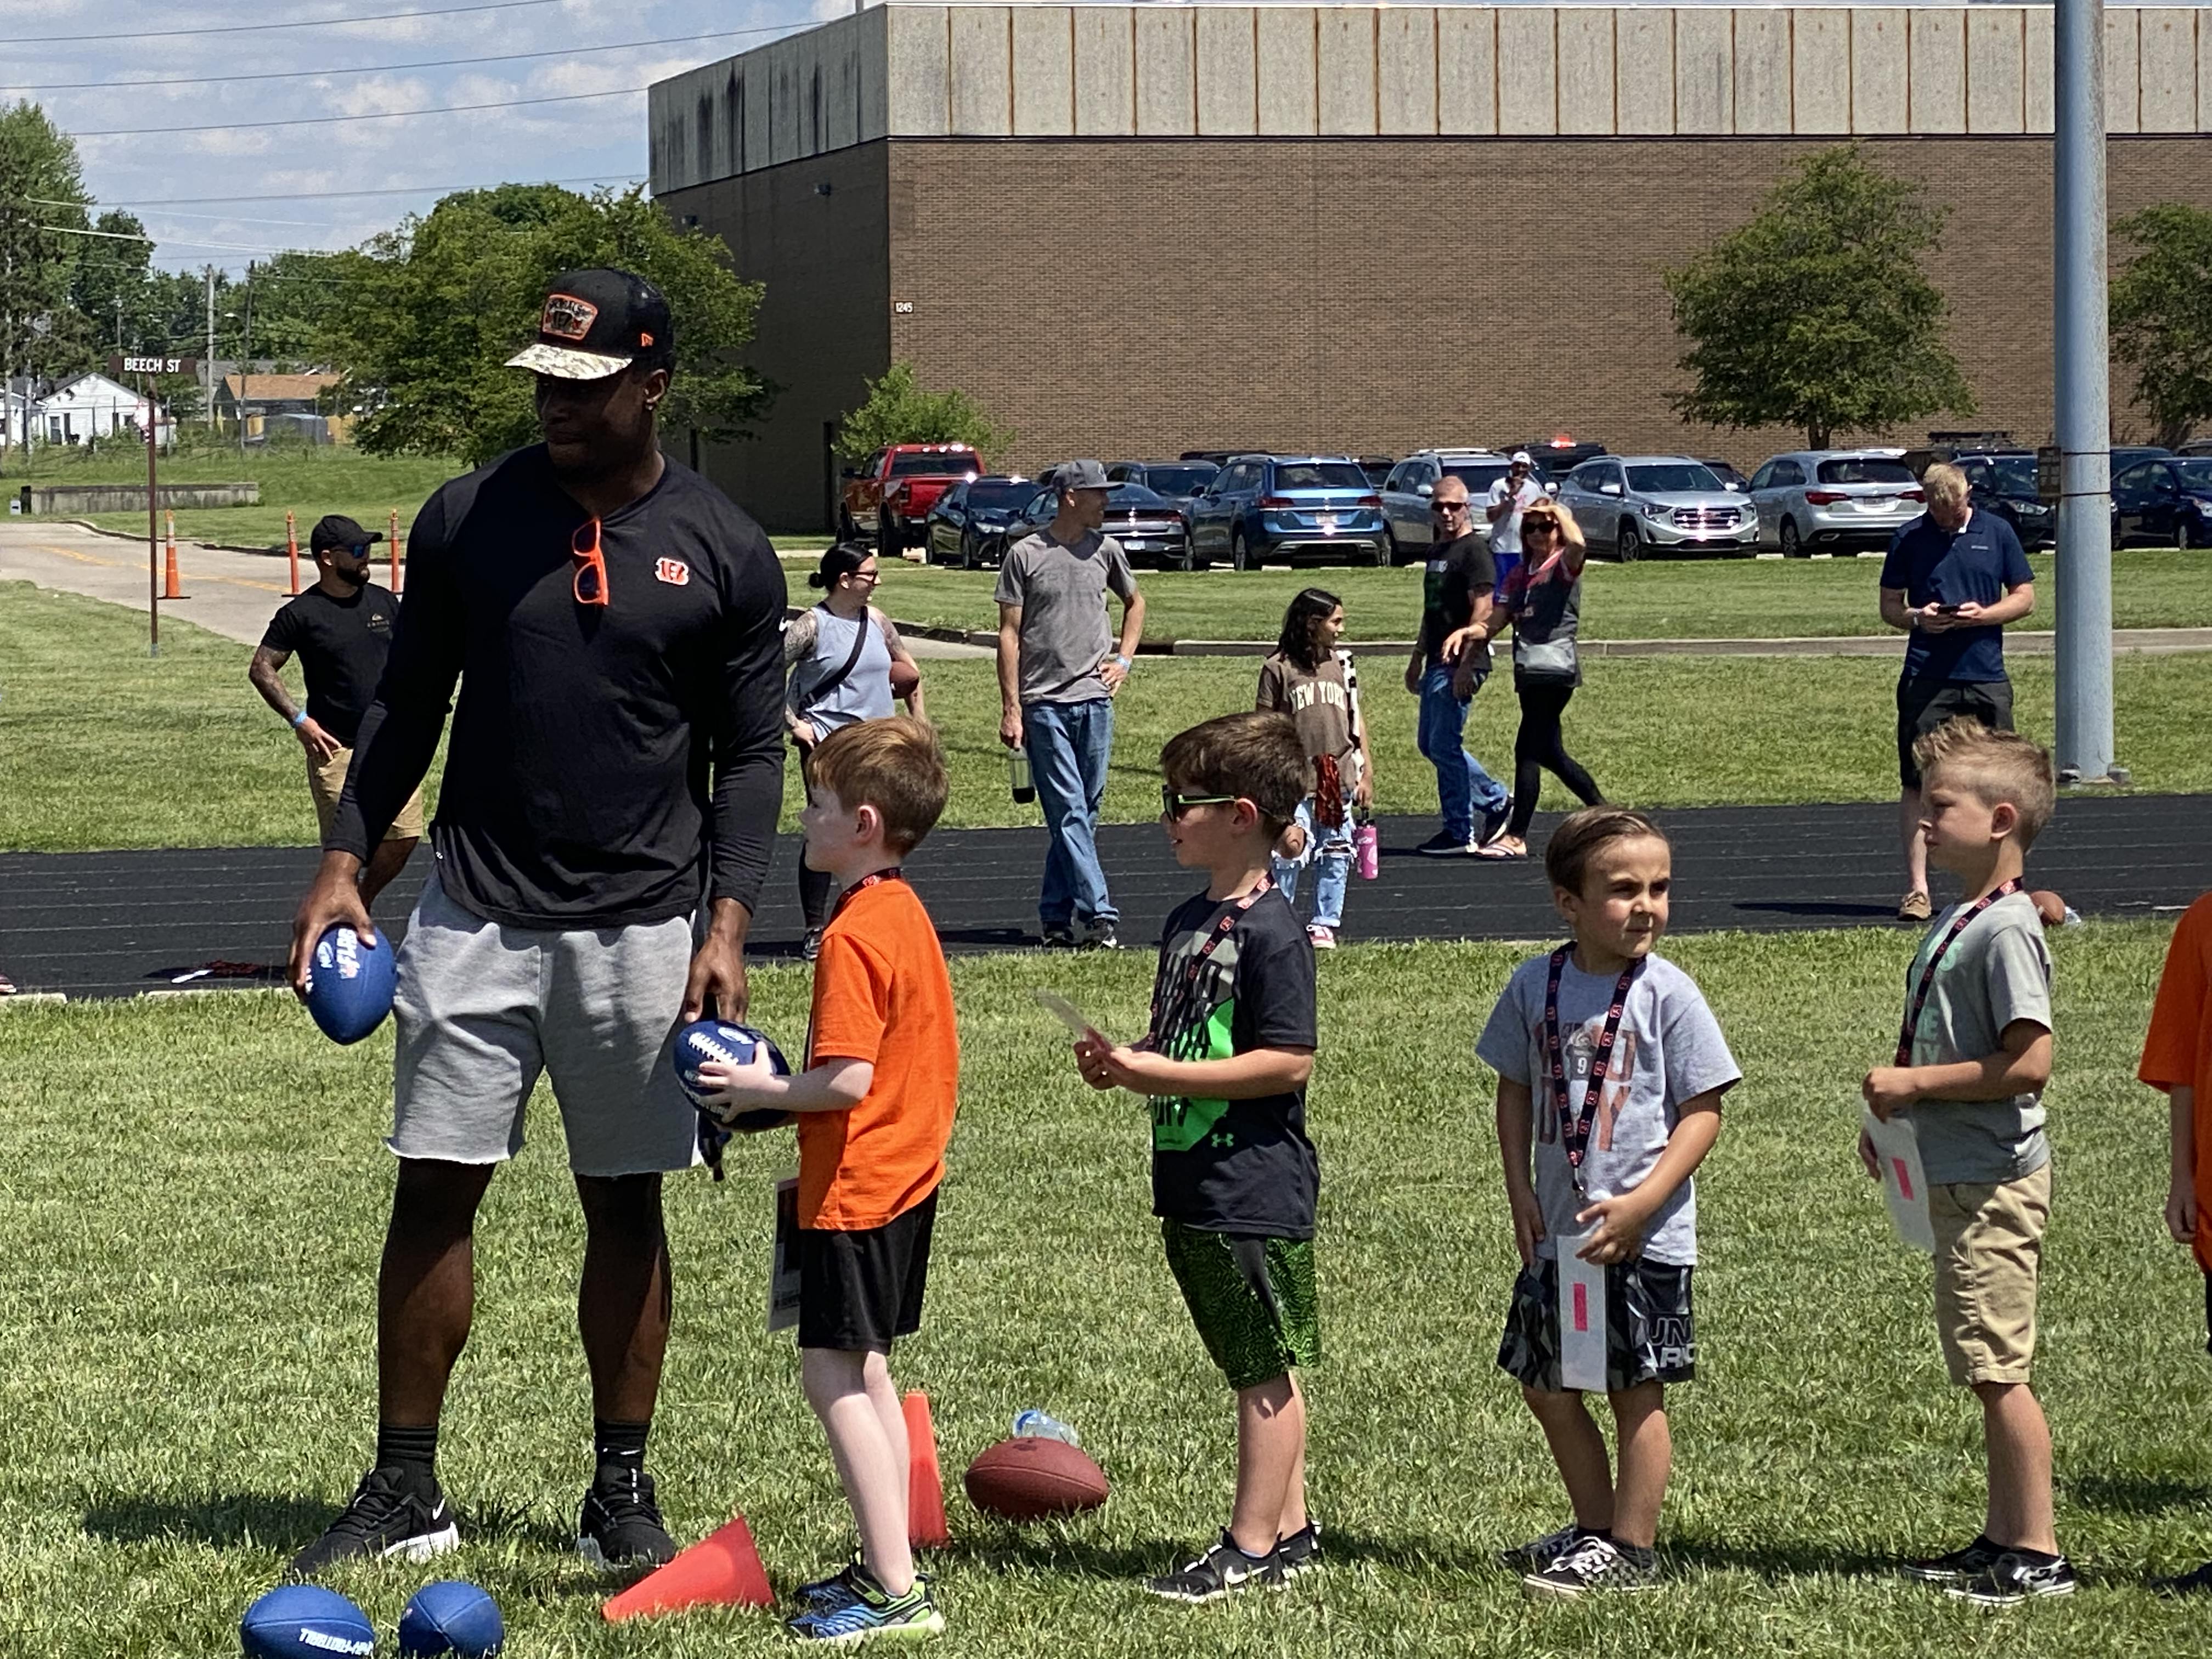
[1863,1108,1936,1252]
[1034,989,1110,1043]
[1558,1229,1609,1392]
[767,1173,802,1333]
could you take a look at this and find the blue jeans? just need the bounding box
[1417,663,1509,840]
[1272,796,1352,929]
[1025,697,1118,932]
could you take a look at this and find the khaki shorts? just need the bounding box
[1931,1161,2052,1386]
[308,743,425,841]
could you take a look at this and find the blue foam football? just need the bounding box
[303,924,396,1045]
[673,1020,793,1134]
[397,1580,504,1658]
[240,1584,376,1658]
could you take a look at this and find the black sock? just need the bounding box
[375,1423,438,1488]
[595,1418,651,1475]
[1612,1539,1656,1568]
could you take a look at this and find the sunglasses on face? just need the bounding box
[847,569,881,585]
[1161,786,1238,820]
[1523,518,1560,535]
[571,517,608,607]
[1432,499,1470,514]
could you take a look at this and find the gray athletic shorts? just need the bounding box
[387,870,701,1177]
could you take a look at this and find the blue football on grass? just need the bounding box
[398,1579,504,1657]
[673,1020,793,1132]
[304,924,395,1045]
[240,1584,376,1658]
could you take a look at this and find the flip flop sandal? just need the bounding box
[1475,842,1527,860]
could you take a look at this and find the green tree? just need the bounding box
[327,184,768,465]
[2111,204,2212,449]
[0,100,92,465]
[832,362,1009,466]
[1662,143,1973,449]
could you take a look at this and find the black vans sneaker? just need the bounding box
[1944,1551,2078,1606]
[1500,1523,1598,1576]
[1268,1522,1323,1583]
[287,1467,458,1578]
[1901,1535,2003,1584]
[1143,1532,1274,1604]
[578,1463,676,1570]
[1523,1533,1661,1599]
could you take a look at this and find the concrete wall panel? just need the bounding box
[1073,6,1134,136]
[1010,5,1073,136]
[1966,6,2025,134]
[2140,9,2198,133]
[1317,8,1380,136]
[1437,6,1497,134]
[947,5,1012,136]
[886,4,949,136]
[1792,9,1850,135]
[745,47,775,165]
[857,8,890,143]
[827,30,863,151]
[1195,7,1257,136]
[1675,7,1733,133]
[1616,8,1673,135]
[1556,8,1616,135]
[1378,8,1438,135]
[1257,5,1319,134]
[1135,7,1197,136]
[1909,7,1966,134]
[1734,7,1792,134]
[1496,7,1558,135]
[2025,3,2054,132]
[2107,7,2140,133]
[1851,7,1907,133]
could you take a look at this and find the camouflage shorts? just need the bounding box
[1497,1257,1695,1395]
[1161,1220,1320,1391]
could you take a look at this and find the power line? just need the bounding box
[48,174,640,207]
[70,84,647,139]
[13,0,560,47]
[0,25,788,92]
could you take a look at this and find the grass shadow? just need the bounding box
[1662,1533,1901,1583]
[936,1525,1458,1581]
[2065,1472,2212,1517]
[80,1491,556,1553]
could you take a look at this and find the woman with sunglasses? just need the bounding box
[1479,500,1604,859]
[784,543,927,957]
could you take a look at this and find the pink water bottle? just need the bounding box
[1354,819,1380,881]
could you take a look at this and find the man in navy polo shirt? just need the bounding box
[1878,461,2036,920]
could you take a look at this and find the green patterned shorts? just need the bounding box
[1160,1219,1321,1391]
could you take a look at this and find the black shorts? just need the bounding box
[797,1189,938,1354]
[1497,1257,1695,1394]
[1897,675,2015,789]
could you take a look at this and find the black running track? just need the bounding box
[2,795,2206,1000]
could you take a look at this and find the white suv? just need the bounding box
[1378,448,1511,563]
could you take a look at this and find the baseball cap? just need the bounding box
[1510,450,1534,467]
[1054,459,1111,491]
[506,268,673,380]
[309,514,382,555]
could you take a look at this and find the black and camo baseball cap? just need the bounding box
[506,268,673,380]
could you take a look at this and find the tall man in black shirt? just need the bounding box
[1405,474,1512,855]
[250,515,422,905]
[285,270,788,1575]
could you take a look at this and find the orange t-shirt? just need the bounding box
[799,876,960,1230]
[2142,892,2212,1273]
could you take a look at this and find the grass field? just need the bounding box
[1,927,2205,1656]
[5,581,2210,854]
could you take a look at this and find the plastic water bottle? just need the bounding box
[1012,1409,1079,1446]
[1353,818,1380,881]
[1008,745,1035,805]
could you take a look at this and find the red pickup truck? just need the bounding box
[839,443,984,555]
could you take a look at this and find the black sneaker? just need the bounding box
[287,1466,458,1578]
[2151,1559,2212,1597]
[1500,1523,1597,1576]
[1522,1533,1661,1599]
[578,1463,676,1570]
[1142,1532,1274,1604]
[1944,1551,2078,1606]
[1268,1522,1323,1583]
[1414,831,1477,857]
[1080,922,1122,951]
[1900,1534,2003,1584]
[1041,928,1076,950]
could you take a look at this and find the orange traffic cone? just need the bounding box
[601,1514,775,1620]
[904,1390,950,1548]
[162,511,186,600]
[285,509,301,596]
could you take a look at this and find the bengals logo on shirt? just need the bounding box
[654,557,690,586]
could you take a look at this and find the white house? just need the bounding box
[5,373,174,449]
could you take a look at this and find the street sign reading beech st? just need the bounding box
[110,356,197,376]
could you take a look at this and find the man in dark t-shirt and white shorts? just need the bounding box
[285,270,788,1577]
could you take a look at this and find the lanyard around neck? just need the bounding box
[1894,879,2023,1066]
[1543,946,1645,1193]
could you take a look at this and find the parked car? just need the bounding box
[1950,451,2055,550]
[923,475,1033,568]
[1355,455,1396,489]
[1699,458,1752,494]
[839,443,983,556]
[1187,455,1390,570]
[1554,456,1760,561]
[994,479,1198,570]
[2112,454,2212,549]
[2178,439,2212,458]
[1379,447,1513,562]
[1746,449,1925,556]
[1106,460,1219,514]
[2112,443,2174,474]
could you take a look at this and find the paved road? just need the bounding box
[3,795,2204,1000]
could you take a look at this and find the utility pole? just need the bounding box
[238,261,252,456]
[204,266,216,431]
[2052,0,2122,785]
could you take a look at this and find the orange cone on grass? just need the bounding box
[904,1390,950,1548]
[601,1514,774,1620]
[161,510,185,599]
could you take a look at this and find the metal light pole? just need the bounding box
[2052,0,2121,785]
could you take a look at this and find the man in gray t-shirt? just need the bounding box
[994,460,1146,949]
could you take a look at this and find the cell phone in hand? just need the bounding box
[1932,603,1963,616]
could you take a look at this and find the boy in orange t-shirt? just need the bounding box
[701,716,956,1644]
[2142,891,2212,1595]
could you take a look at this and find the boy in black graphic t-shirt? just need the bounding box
[1071,710,1321,1604]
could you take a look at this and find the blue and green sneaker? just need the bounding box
[786,1566,943,1646]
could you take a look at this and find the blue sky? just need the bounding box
[1,0,839,274]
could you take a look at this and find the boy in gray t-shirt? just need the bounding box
[1476,809,1741,1599]
[1859,716,2069,1606]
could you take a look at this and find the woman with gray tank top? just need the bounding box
[784,543,926,956]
